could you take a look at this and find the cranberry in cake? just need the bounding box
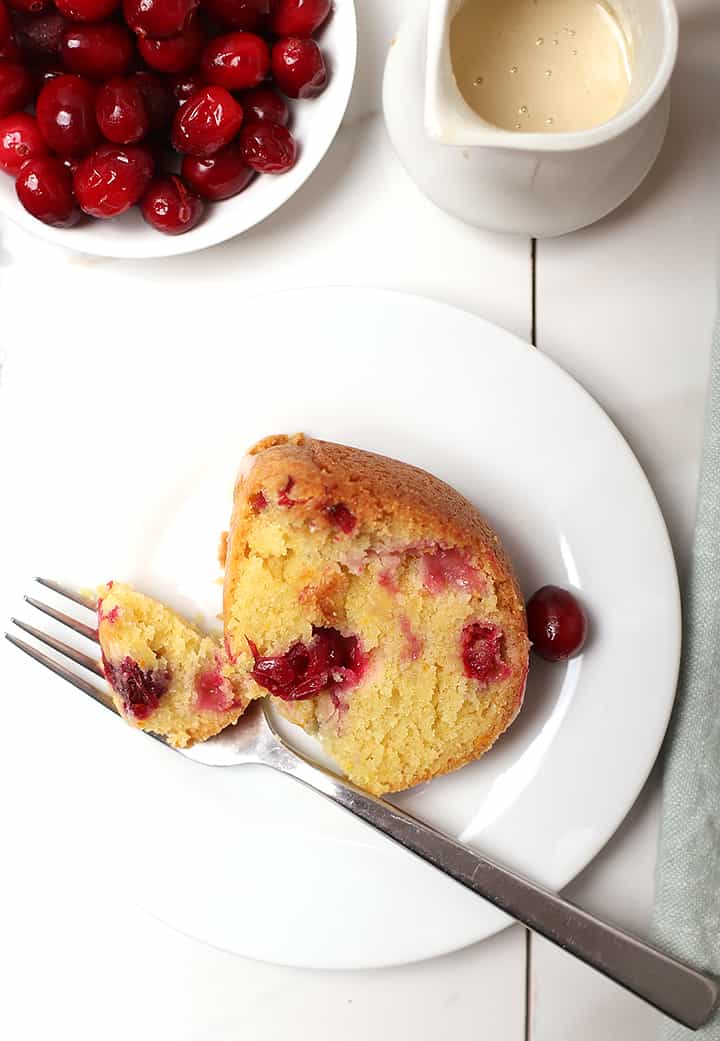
[97,581,247,746]
[222,434,529,795]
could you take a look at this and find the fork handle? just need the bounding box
[266,742,719,1031]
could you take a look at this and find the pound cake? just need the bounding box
[223,434,529,795]
[97,582,247,747]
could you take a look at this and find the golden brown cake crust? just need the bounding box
[228,432,525,609]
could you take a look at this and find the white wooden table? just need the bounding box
[2,1,719,1037]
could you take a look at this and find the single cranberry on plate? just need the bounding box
[123,0,198,39]
[96,76,149,143]
[271,36,327,98]
[239,118,296,173]
[269,0,330,38]
[137,13,203,73]
[73,142,153,216]
[171,84,243,156]
[200,31,269,91]
[15,155,80,226]
[202,0,269,31]
[526,585,588,662]
[132,70,174,129]
[239,85,288,125]
[181,140,252,198]
[61,22,134,80]
[0,62,33,117]
[0,112,47,174]
[11,10,67,57]
[7,0,50,14]
[54,0,120,21]
[168,70,203,105]
[36,73,99,155]
[141,173,203,233]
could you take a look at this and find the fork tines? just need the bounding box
[5,579,117,715]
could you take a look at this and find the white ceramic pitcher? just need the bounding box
[383,0,678,237]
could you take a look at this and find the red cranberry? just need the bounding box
[181,140,251,198]
[0,112,46,174]
[15,155,80,226]
[54,0,120,21]
[102,653,170,720]
[12,11,67,57]
[36,74,99,155]
[168,69,203,104]
[326,502,356,534]
[141,173,203,233]
[201,0,269,31]
[270,0,330,37]
[73,142,153,216]
[95,76,149,143]
[526,585,588,662]
[0,0,11,41]
[461,622,511,687]
[171,84,242,156]
[239,118,295,173]
[137,13,203,72]
[239,85,288,125]
[0,36,20,60]
[0,61,32,117]
[7,0,50,14]
[248,627,366,701]
[200,31,269,91]
[61,22,134,79]
[271,36,326,98]
[131,69,174,129]
[123,0,198,39]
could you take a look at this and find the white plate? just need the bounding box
[0,288,680,968]
[0,4,357,259]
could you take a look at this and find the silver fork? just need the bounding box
[6,578,719,1031]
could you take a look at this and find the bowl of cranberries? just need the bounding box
[0,0,357,256]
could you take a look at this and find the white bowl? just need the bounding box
[0,3,357,259]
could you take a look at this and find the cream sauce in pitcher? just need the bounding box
[450,0,633,133]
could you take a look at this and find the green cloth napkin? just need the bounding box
[653,309,720,1038]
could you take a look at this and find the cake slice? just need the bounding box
[223,434,529,795]
[97,582,247,747]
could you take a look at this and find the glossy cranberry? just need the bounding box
[171,84,242,156]
[102,654,170,720]
[200,31,269,91]
[168,69,203,104]
[181,139,251,197]
[123,0,198,39]
[239,84,288,125]
[54,0,119,21]
[73,142,153,216]
[137,14,203,72]
[0,35,20,59]
[0,62,33,117]
[61,22,134,79]
[248,627,367,701]
[131,69,174,129]
[461,622,511,687]
[270,0,330,37]
[271,36,326,98]
[15,154,80,226]
[0,0,11,41]
[36,74,99,155]
[526,585,588,662]
[239,117,295,172]
[7,0,50,14]
[201,0,268,31]
[0,112,46,174]
[12,11,67,56]
[140,173,203,232]
[95,76,149,143]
